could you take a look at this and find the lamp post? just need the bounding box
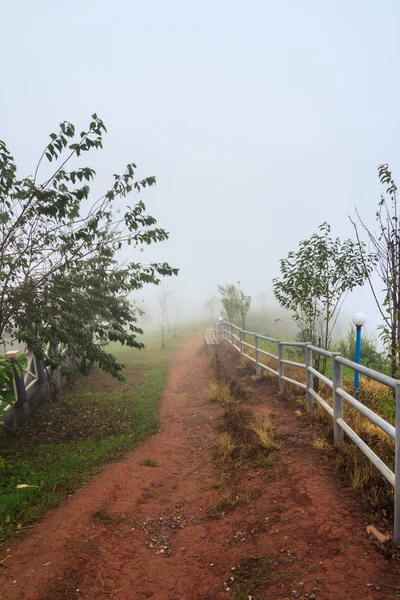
[352,312,367,398]
[218,316,223,340]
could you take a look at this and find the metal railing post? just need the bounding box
[239,329,244,356]
[255,333,260,376]
[332,353,343,445]
[305,342,313,411]
[395,381,400,545]
[278,342,285,393]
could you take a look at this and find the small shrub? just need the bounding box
[207,381,233,405]
[312,437,328,450]
[229,378,248,401]
[214,431,236,464]
[248,415,279,452]
[210,348,228,383]
[214,403,279,473]
[208,488,250,519]
[92,508,115,525]
[234,555,271,600]
[140,459,158,467]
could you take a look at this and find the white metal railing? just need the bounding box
[24,353,39,392]
[2,351,41,415]
[2,344,69,414]
[213,320,400,544]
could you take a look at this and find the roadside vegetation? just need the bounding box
[0,112,186,544]
[0,326,198,545]
[0,113,177,412]
[207,183,398,514]
[233,341,395,514]
[207,349,279,518]
[204,174,400,529]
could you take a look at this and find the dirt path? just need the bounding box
[1,334,400,600]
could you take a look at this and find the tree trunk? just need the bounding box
[161,312,165,349]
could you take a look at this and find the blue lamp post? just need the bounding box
[352,312,367,398]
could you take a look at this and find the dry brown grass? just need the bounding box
[308,382,395,508]
[207,381,232,405]
[264,362,396,509]
[228,378,249,401]
[356,378,395,424]
[333,442,392,507]
[207,487,251,519]
[259,353,279,380]
[207,378,249,406]
[310,402,331,426]
[225,344,396,512]
[209,348,229,383]
[208,352,279,513]
[311,436,328,450]
[212,403,279,472]
[248,415,279,452]
[208,356,279,476]
[213,431,236,464]
[313,421,392,507]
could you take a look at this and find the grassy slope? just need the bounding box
[0,324,203,545]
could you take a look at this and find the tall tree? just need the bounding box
[238,285,251,329]
[351,164,400,378]
[273,223,375,351]
[0,115,178,379]
[155,285,178,348]
[204,295,219,322]
[257,292,268,319]
[217,282,251,328]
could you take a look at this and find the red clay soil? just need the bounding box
[1,333,400,600]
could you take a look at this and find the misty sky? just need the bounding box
[2,0,400,337]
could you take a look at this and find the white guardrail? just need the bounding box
[2,344,69,416]
[214,321,400,544]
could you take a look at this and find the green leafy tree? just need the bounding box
[351,165,400,379]
[273,223,375,351]
[257,292,268,320]
[217,282,251,328]
[0,115,178,381]
[204,295,219,322]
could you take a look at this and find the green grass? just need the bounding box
[92,507,117,525]
[0,324,201,545]
[140,458,159,467]
[233,555,271,600]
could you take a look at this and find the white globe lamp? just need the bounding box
[352,312,367,328]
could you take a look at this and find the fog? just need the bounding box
[3,0,400,343]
